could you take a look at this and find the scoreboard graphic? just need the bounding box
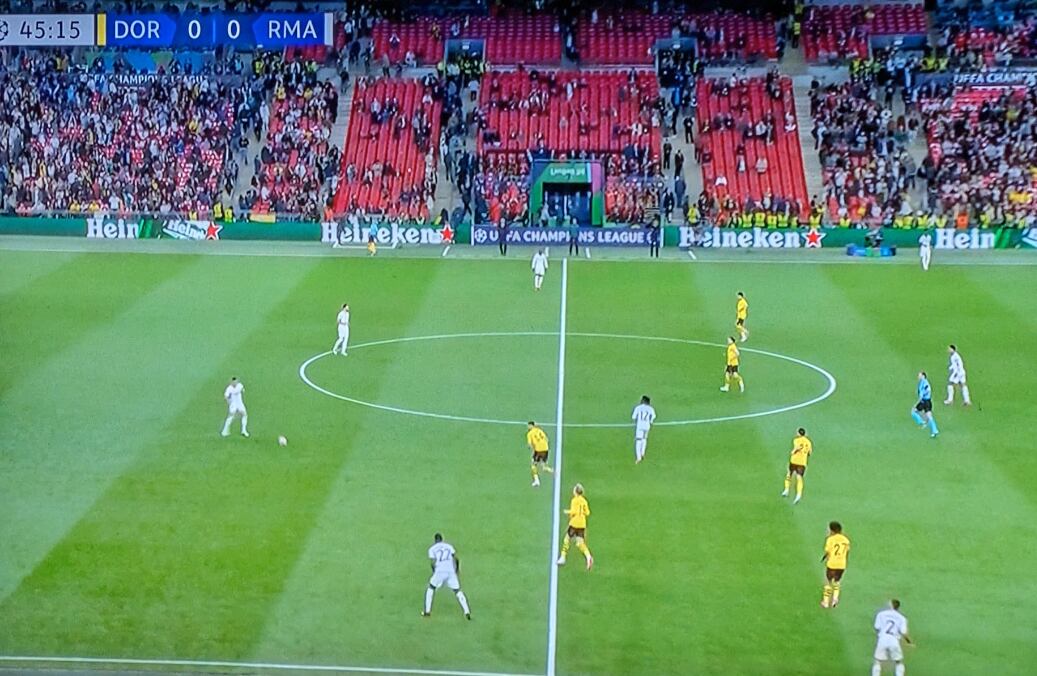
[0,12,333,48]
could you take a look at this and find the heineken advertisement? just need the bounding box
[472,224,655,247]
[1,216,1034,251]
[0,216,454,243]
[321,221,456,246]
[673,226,1028,250]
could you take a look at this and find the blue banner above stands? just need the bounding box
[471,225,657,248]
[99,12,333,49]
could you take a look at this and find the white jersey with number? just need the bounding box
[873,608,908,661]
[948,351,966,384]
[337,309,350,338]
[428,541,460,590]
[532,252,549,275]
[225,382,246,415]
[632,403,656,438]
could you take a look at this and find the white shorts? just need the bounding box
[228,404,247,416]
[338,327,350,339]
[635,427,650,441]
[919,248,930,259]
[949,372,966,385]
[429,570,460,591]
[533,269,547,276]
[874,641,903,662]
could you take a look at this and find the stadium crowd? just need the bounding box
[247,53,340,219]
[919,83,1037,228]
[0,49,257,217]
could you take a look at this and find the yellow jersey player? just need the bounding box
[782,428,813,504]
[821,521,851,608]
[735,291,749,342]
[557,483,593,570]
[720,337,744,393]
[526,421,553,488]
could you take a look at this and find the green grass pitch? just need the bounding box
[1,246,1036,675]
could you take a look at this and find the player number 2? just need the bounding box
[885,620,897,636]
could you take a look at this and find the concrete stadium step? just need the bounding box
[791,76,826,203]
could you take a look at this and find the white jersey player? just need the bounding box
[872,599,913,676]
[918,232,932,271]
[944,343,971,405]
[632,395,657,464]
[422,533,472,620]
[221,377,249,437]
[332,303,350,356]
[531,248,549,291]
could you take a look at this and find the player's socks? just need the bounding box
[531,465,540,487]
[894,663,905,676]
[945,385,954,404]
[424,587,434,615]
[831,582,841,606]
[737,376,745,393]
[910,411,924,426]
[222,417,233,436]
[542,464,554,474]
[782,475,790,496]
[871,661,882,676]
[455,590,471,616]
[962,385,971,404]
[795,475,804,502]
[576,541,592,569]
[928,416,939,437]
[821,584,832,608]
[241,416,249,437]
[557,535,571,564]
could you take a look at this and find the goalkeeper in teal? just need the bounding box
[911,371,939,438]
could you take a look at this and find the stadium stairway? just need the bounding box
[331,74,353,155]
[792,77,826,204]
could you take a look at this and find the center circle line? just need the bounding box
[298,332,837,427]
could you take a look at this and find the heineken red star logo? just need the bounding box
[439,223,454,244]
[205,222,222,240]
[804,227,825,248]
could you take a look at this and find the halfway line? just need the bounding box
[546,257,568,676]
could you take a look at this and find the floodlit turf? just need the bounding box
[1,247,1036,676]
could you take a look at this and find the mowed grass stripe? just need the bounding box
[684,264,858,676]
[820,265,1037,674]
[0,253,195,397]
[0,255,325,655]
[253,260,560,674]
[915,267,1037,509]
[0,250,79,297]
[554,263,856,675]
[0,254,281,607]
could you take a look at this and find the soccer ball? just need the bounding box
[277,435,288,447]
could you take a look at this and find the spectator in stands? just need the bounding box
[0,49,252,216]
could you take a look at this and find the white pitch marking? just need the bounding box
[299,333,837,428]
[0,656,539,676]
[545,258,567,676]
[1,240,1033,266]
